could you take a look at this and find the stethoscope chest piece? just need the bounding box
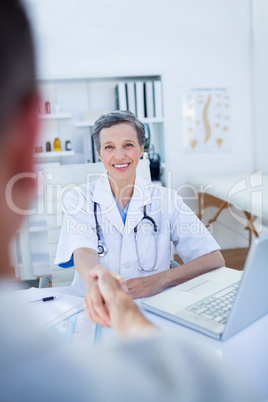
[97,242,108,257]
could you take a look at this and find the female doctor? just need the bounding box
[55,111,225,327]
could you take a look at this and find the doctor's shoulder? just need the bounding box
[62,182,96,212]
[147,183,184,210]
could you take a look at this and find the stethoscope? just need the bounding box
[93,202,158,272]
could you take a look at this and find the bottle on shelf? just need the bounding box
[65,140,72,151]
[35,146,42,153]
[56,104,62,114]
[45,101,51,114]
[46,141,51,152]
[53,138,61,151]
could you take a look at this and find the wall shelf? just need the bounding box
[142,118,164,124]
[33,151,75,159]
[75,117,164,128]
[38,113,72,120]
[75,121,95,128]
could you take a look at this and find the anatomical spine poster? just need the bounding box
[182,88,231,153]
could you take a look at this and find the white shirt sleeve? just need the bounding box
[54,185,98,266]
[170,192,220,263]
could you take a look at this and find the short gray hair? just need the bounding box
[92,111,145,152]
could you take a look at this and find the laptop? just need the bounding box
[142,235,268,340]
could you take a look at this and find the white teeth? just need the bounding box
[114,164,128,168]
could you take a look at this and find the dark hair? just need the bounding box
[92,110,145,152]
[0,0,36,135]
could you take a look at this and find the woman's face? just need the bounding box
[98,123,144,186]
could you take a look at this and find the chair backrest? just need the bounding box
[43,159,151,287]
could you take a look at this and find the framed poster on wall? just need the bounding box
[182,88,232,154]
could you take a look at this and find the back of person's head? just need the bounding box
[0,0,38,271]
[0,0,36,136]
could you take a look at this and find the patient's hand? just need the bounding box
[87,265,157,337]
[84,271,111,327]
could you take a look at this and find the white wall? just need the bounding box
[25,0,253,187]
[252,0,268,174]
[24,0,257,249]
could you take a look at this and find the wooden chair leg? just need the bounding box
[198,192,204,221]
[206,201,229,228]
[243,211,259,246]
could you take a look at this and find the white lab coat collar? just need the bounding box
[92,172,152,236]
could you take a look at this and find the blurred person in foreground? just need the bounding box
[0,1,255,401]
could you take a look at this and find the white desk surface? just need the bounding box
[52,286,268,401]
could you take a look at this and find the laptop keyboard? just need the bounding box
[186,282,241,325]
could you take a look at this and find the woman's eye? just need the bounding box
[125,143,133,147]
[104,145,113,150]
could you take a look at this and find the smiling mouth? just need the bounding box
[113,163,130,169]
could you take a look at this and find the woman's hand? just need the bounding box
[125,251,225,299]
[88,265,157,336]
[73,249,111,326]
[125,272,167,299]
[84,268,127,327]
[84,273,111,327]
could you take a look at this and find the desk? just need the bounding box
[55,286,268,401]
[189,173,268,245]
[141,305,268,401]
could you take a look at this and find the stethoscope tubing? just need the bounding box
[93,202,158,272]
[94,202,108,257]
[134,206,158,272]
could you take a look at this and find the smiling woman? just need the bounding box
[55,110,225,327]
[98,123,144,209]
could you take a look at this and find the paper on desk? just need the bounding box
[18,287,84,330]
[49,313,79,343]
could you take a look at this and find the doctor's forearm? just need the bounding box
[125,251,225,299]
[74,248,112,326]
[74,248,102,289]
[162,251,225,289]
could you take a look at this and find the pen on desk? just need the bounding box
[29,296,60,303]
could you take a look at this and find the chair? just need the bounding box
[43,160,151,287]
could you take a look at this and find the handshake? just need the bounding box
[84,265,157,337]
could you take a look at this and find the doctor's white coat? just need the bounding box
[55,173,219,295]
